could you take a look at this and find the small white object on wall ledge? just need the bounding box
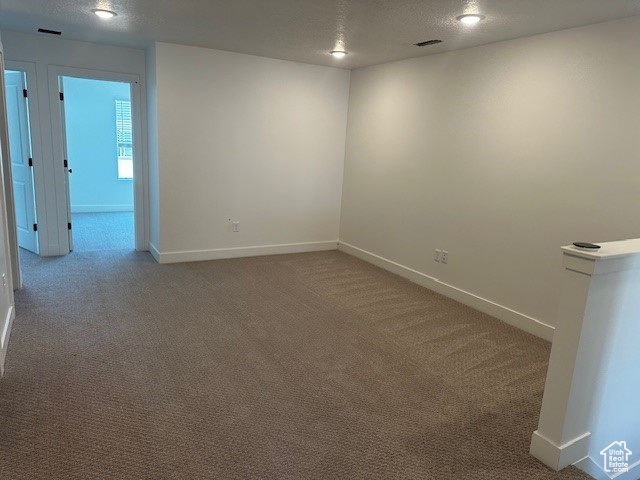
[563,238,640,261]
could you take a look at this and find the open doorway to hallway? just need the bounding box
[2,64,146,294]
[61,77,134,252]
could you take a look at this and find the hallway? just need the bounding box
[71,211,134,252]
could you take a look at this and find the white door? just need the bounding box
[4,70,38,254]
[58,78,73,251]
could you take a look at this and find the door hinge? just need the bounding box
[64,159,68,168]
[68,222,72,230]
[23,89,28,98]
[59,92,64,101]
[28,158,33,167]
[33,223,38,232]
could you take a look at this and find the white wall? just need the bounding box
[0,35,17,375]
[149,43,350,262]
[1,31,147,255]
[340,15,640,334]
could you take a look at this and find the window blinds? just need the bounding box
[115,99,132,146]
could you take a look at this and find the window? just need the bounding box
[115,99,133,179]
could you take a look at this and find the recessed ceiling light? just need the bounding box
[330,50,348,59]
[92,9,117,19]
[457,14,485,25]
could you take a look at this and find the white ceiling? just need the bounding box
[1,0,640,69]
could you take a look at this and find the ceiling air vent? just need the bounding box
[414,39,443,47]
[38,28,62,36]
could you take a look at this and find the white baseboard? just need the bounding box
[0,305,15,377]
[575,457,613,480]
[616,459,640,480]
[149,242,161,263]
[575,455,640,480]
[71,205,134,213]
[530,430,590,471]
[338,241,555,341]
[153,240,339,264]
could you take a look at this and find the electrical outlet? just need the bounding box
[232,221,240,233]
[441,250,449,264]
[434,249,442,263]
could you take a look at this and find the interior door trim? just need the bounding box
[47,65,149,254]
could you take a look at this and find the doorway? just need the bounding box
[2,65,147,290]
[46,66,146,258]
[60,76,134,252]
[3,69,38,255]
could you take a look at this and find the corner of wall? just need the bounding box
[337,68,353,243]
[145,43,160,250]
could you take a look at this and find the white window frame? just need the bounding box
[115,98,133,180]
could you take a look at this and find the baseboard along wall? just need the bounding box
[148,238,553,340]
[0,306,15,376]
[338,241,555,341]
[575,456,640,480]
[149,241,339,264]
[71,205,134,213]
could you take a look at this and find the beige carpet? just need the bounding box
[0,249,591,479]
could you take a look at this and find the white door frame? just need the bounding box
[47,65,148,253]
[0,44,18,374]
[0,50,18,291]
[56,77,73,252]
[5,61,46,258]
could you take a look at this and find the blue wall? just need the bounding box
[64,77,133,212]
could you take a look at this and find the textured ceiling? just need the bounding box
[1,0,640,69]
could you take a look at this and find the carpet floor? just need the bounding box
[0,249,591,479]
[71,212,134,252]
